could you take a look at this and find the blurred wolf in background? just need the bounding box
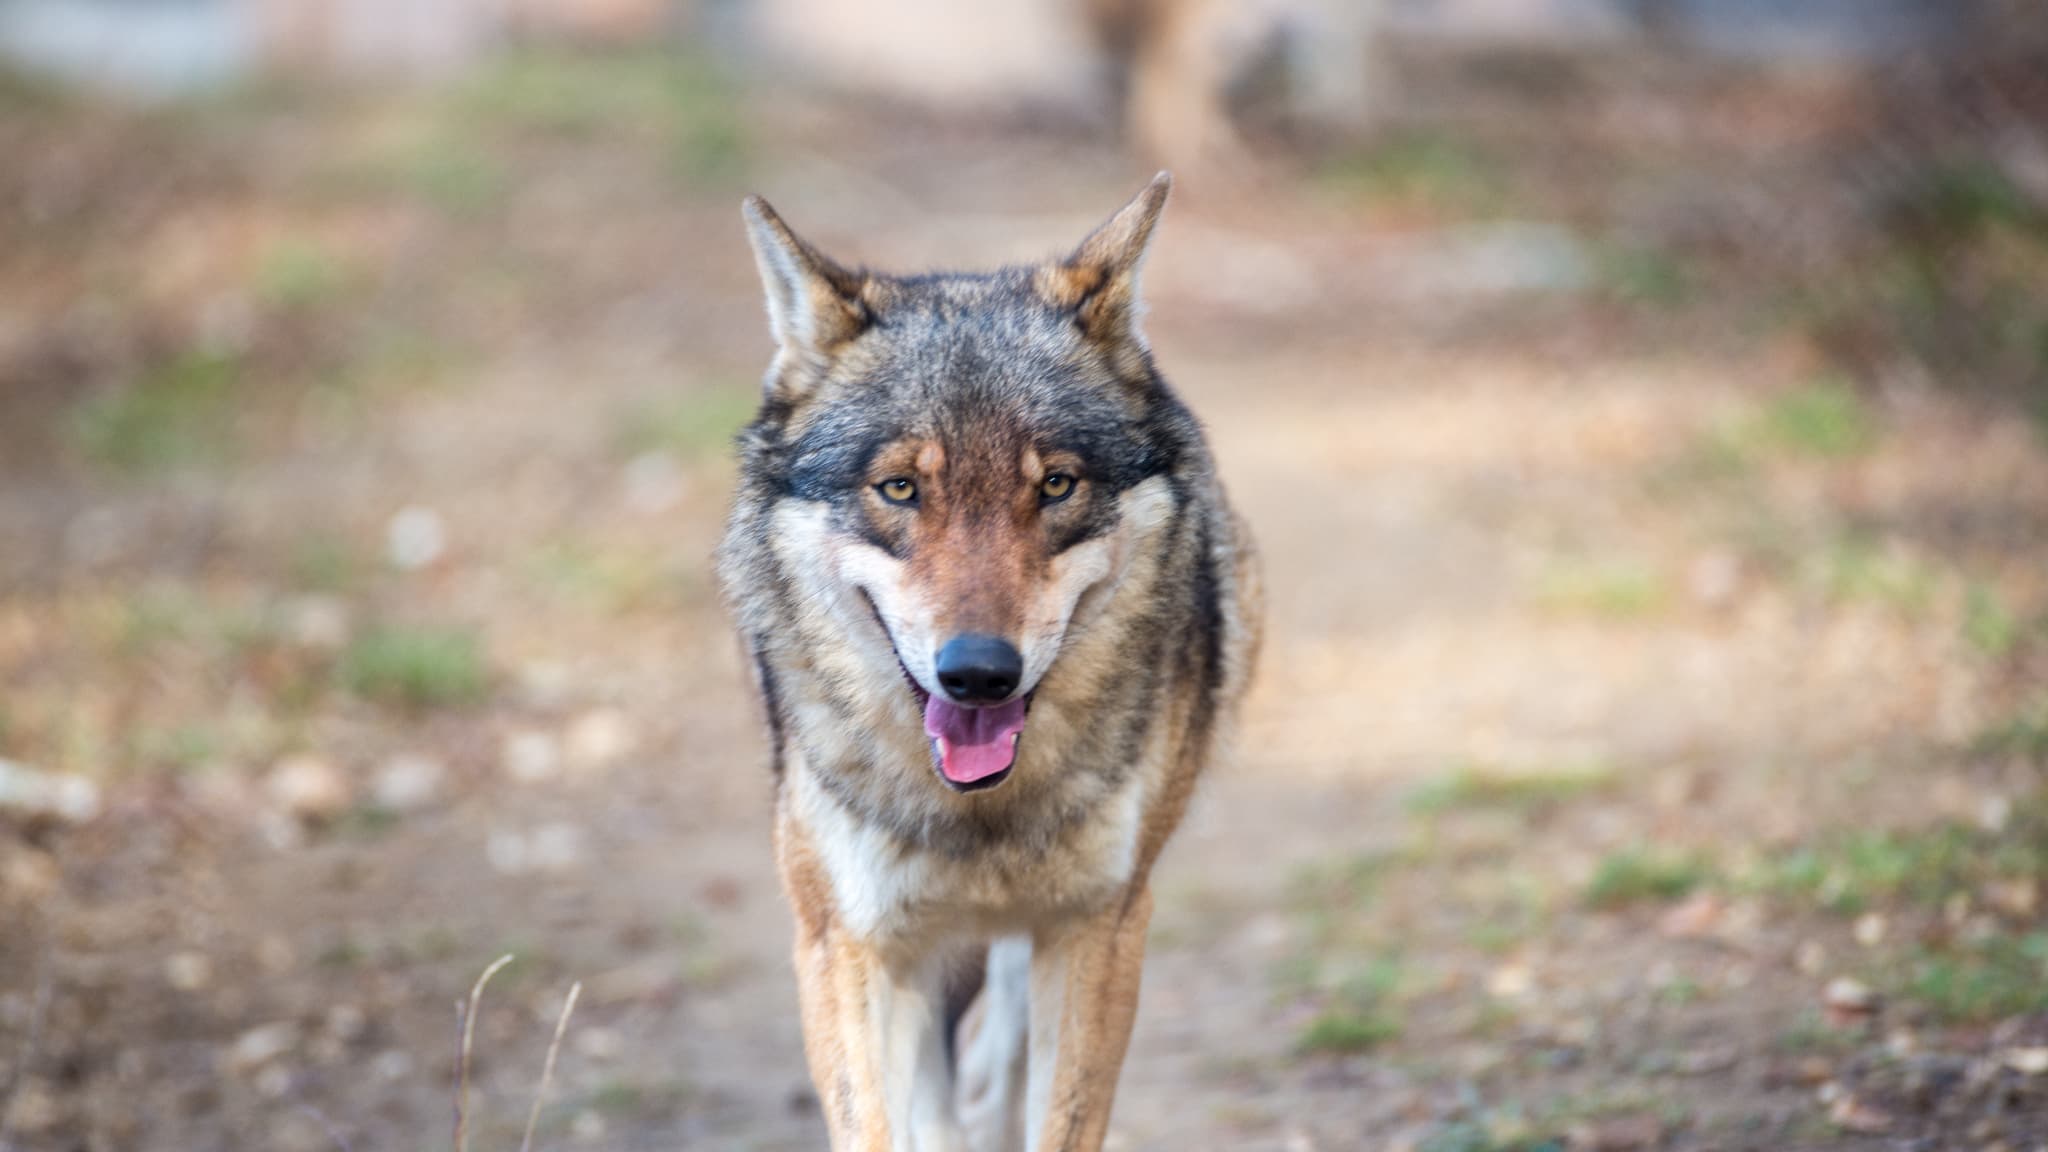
[718,174,1262,1150]
[751,0,1384,172]
[1086,0,1384,169]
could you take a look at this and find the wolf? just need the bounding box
[718,174,1262,1151]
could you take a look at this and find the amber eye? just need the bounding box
[1039,473,1075,503]
[877,478,918,505]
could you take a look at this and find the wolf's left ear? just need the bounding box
[741,196,872,376]
[1036,172,1171,346]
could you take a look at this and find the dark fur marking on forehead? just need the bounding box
[736,263,1208,508]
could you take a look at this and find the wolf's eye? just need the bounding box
[1039,474,1075,503]
[877,478,918,505]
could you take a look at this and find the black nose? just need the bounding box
[934,634,1023,704]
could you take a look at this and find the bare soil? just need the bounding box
[1,58,2045,1152]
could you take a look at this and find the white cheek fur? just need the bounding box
[1019,476,1177,686]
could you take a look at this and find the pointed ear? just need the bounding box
[741,196,871,367]
[1036,172,1171,344]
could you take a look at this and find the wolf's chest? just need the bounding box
[792,764,1144,946]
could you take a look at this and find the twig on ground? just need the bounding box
[518,981,582,1152]
[453,953,514,1152]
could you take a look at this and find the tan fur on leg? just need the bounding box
[1025,887,1154,1152]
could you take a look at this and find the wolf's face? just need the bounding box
[735,177,1195,793]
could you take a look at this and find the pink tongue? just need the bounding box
[923,695,1028,785]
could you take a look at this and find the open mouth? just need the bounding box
[862,592,1029,793]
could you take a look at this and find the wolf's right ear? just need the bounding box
[741,196,871,381]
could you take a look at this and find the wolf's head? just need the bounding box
[730,175,1205,795]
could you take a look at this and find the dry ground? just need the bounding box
[1,53,2046,1152]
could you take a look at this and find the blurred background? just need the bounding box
[2,1,2047,1149]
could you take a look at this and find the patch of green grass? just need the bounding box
[0,64,70,111]
[523,540,674,614]
[1534,559,1666,619]
[1900,933,2048,1023]
[404,143,507,215]
[1916,162,2046,237]
[132,724,220,774]
[70,349,239,474]
[105,583,206,657]
[1287,851,1391,909]
[1974,701,2048,762]
[584,1076,693,1118]
[254,236,352,310]
[1811,534,1935,612]
[1584,849,1709,909]
[1296,1006,1401,1055]
[1598,244,1692,308]
[619,386,759,460]
[457,49,747,186]
[337,625,487,708]
[289,535,364,593]
[1760,380,1875,459]
[1962,583,2020,657]
[1295,961,1405,1056]
[1750,796,2048,916]
[1775,1008,1857,1055]
[1418,1122,1565,1152]
[1314,132,1502,216]
[1408,761,1615,816]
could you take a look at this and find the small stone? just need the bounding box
[284,595,351,651]
[531,822,586,872]
[1795,941,1828,975]
[516,662,573,708]
[372,1049,414,1081]
[488,823,585,875]
[502,730,560,783]
[386,506,447,571]
[2005,1047,2048,1075]
[1823,976,1878,1023]
[571,1110,607,1142]
[1854,913,1887,947]
[574,1026,625,1061]
[266,756,351,824]
[373,754,445,812]
[487,829,531,875]
[0,759,101,824]
[165,951,212,992]
[565,709,637,774]
[1486,963,1534,1000]
[226,1022,300,1073]
[1979,795,2012,833]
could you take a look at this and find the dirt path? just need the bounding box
[2,70,2046,1152]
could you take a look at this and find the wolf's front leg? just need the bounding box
[780,826,962,1150]
[1025,886,1154,1152]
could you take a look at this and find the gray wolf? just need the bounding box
[719,174,1262,1151]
